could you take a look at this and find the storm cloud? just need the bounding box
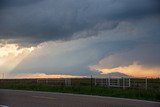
[0,0,160,46]
[12,17,160,76]
[0,0,160,77]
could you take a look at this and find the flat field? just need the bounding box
[0,78,159,102]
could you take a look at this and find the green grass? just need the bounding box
[0,83,159,102]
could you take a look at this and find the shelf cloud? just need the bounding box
[0,0,160,46]
[0,0,160,78]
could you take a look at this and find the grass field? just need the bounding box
[0,83,159,102]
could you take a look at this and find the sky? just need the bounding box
[0,0,160,78]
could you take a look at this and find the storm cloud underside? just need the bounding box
[0,0,160,45]
[0,0,160,77]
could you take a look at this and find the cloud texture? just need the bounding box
[0,0,160,77]
[0,0,160,45]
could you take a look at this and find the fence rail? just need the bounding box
[0,78,160,91]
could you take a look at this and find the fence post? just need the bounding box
[95,78,97,86]
[108,77,110,88]
[145,77,147,90]
[65,79,67,86]
[91,75,93,87]
[91,75,93,94]
[123,77,125,89]
[117,78,120,87]
[37,79,39,84]
[129,78,131,87]
[106,78,108,86]
[45,79,48,84]
[101,79,103,86]
[69,78,71,86]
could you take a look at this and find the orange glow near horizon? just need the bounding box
[1,43,160,78]
[9,73,85,79]
[91,63,160,78]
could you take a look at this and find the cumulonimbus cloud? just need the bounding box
[11,16,160,76]
[0,0,160,46]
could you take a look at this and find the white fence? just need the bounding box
[0,77,156,90]
[94,78,131,89]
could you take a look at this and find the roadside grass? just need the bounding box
[0,83,159,102]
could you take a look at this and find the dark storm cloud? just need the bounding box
[0,0,160,46]
[11,16,160,76]
[0,0,43,8]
